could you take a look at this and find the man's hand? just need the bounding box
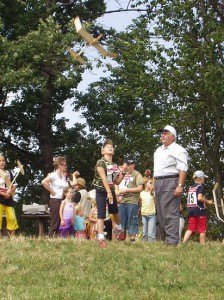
[174,186,183,196]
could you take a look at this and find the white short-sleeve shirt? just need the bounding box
[154,142,188,176]
[49,172,68,199]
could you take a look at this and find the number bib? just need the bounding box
[106,164,120,187]
[187,187,198,207]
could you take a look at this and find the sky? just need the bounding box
[59,0,142,128]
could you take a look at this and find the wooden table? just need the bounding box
[21,214,50,236]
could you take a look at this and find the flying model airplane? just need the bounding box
[67,47,87,64]
[74,16,118,60]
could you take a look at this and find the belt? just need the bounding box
[154,174,179,180]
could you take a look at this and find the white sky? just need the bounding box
[60,1,142,127]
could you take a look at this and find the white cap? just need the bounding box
[193,170,208,179]
[159,125,176,138]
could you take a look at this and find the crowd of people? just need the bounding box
[0,125,215,246]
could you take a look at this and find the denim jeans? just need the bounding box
[142,214,156,242]
[119,203,139,236]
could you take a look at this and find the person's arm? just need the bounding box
[114,163,127,185]
[9,184,16,195]
[97,166,113,204]
[42,175,56,197]
[150,176,155,194]
[88,208,97,222]
[198,193,213,205]
[139,196,142,207]
[174,170,187,196]
[59,201,65,226]
[72,203,76,225]
[0,189,12,199]
[120,185,143,194]
[70,171,80,187]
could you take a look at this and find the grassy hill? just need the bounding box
[0,237,223,300]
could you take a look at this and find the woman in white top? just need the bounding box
[42,156,78,237]
[140,178,156,242]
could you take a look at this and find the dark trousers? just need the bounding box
[155,177,181,245]
[48,198,61,237]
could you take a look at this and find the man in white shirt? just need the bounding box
[152,125,188,245]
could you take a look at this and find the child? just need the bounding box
[0,153,18,236]
[58,187,76,238]
[92,139,126,248]
[183,170,214,244]
[74,206,87,239]
[139,178,156,242]
[88,200,98,240]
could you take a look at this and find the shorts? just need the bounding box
[188,216,207,234]
[96,189,118,219]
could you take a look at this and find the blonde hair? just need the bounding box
[53,156,66,169]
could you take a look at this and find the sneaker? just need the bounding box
[114,228,126,241]
[98,239,107,248]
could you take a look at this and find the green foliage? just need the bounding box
[0,0,107,205]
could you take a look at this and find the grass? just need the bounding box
[0,237,223,300]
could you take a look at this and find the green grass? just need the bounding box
[0,237,223,300]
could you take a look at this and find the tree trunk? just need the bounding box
[37,74,54,204]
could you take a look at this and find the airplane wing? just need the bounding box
[74,17,118,58]
[91,43,118,58]
[17,160,24,175]
[67,47,86,64]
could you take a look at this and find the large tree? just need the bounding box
[0,0,107,204]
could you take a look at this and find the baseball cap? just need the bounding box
[124,156,135,164]
[158,125,177,138]
[193,171,208,179]
[76,178,86,188]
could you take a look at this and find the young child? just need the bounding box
[74,206,87,239]
[88,200,98,240]
[139,178,156,242]
[0,153,18,236]
[92,139,127,248]
[183,170,214,244]
[58,187,76,238]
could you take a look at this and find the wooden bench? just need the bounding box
[21,214,50,236]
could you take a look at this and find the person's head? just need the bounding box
[63,186,74,199]
[144,177,153,191]
[143,169,151,185]
[0,153,6,170]
[76,205,84,216]
[75,178,86,191]
[53,156,67,172]
[193,170,208,184]
[158,125,176,147]
[101,139,114,156]
[124,156,136,172]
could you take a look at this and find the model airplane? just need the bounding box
[73,16,118,61]
[67,47,87,64]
